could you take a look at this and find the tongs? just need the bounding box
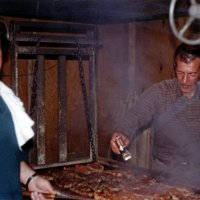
[23,188,93,200]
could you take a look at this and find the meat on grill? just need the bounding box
[42,162,200,200]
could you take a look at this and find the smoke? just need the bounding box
[159,165,200,190]
[152,98,200,189]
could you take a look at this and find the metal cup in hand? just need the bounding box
[115,137,132,161]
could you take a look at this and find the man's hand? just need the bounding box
[20,161,55,200]
[110,132,130,154]
[28,175,55,200]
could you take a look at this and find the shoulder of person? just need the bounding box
[149,78,176,91]
[140,78,176,98]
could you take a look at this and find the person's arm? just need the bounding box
[110,84,159,154]
[20,161,55,200]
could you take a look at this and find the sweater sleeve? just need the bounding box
[117,84,159,141]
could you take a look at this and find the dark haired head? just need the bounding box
[173,43,200,71]
[0,22,9,62]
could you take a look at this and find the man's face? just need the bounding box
[175,57,200,98]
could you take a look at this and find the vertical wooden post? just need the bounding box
[58,55,68,162]
[36,55,46,165]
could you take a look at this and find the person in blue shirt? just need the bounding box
[0,25,55,200]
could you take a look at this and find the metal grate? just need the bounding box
[9,19,99,169]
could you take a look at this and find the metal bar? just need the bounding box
[36,55,46,165]
[23,190,93,200]
[27,60,37,164]
[16,47,91,57]
[15,20,95,34]
[23,191,55,199]
[33,158,93,170]
[58,56,68,162]
[88,29,98,161]
[14,33,96,46]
